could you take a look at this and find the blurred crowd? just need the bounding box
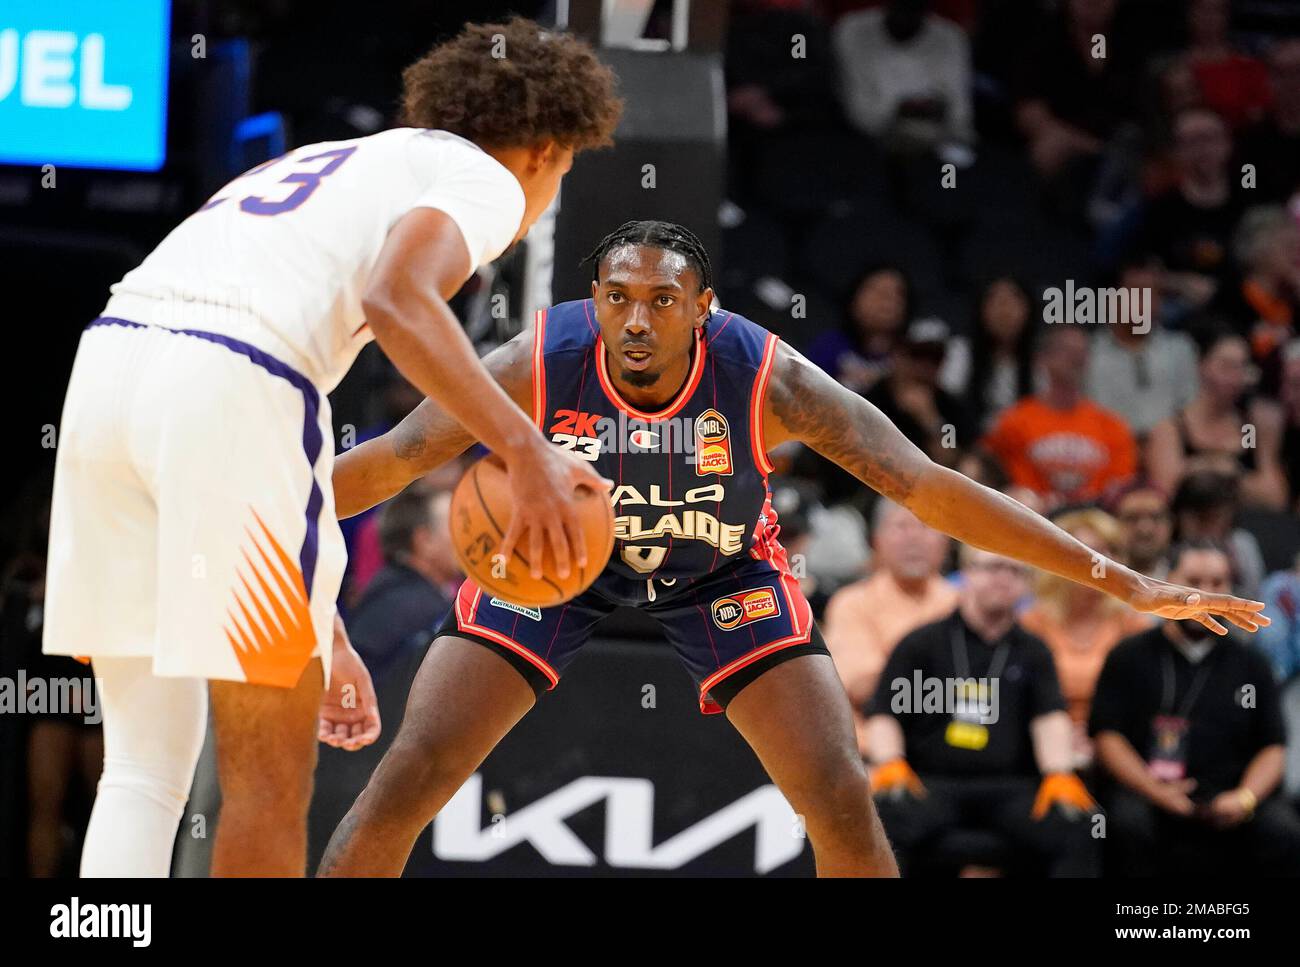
[721,0,1300,875]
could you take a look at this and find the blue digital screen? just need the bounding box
[0,0,171,171]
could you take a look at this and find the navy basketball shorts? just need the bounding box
[436,555,828,714]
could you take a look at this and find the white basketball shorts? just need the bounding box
[43,317,345,687]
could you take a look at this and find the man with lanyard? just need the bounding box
[1090,539,1300,875]
[866,545,1097,876]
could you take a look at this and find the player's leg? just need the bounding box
[320,580,600,876]
[317,635,536,876]
[43,324,209,877]
[143,329,344,876]
[207,661,324,876]
[80,657,208,877]
[661,558,897,876]
[724,651,899,877]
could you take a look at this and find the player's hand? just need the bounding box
[869,758,927,800]
[1031,772,1096,820]
[1126,574,1270,636]
[497,437,613,581]
[319,618,382,751]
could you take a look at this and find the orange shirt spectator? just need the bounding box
[981,325,1137,506]
[1020,602,1151,726]
[982,396,1137,505]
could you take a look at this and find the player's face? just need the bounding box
[593,244,711,391]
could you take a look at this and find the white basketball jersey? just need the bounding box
[102,128,526,391]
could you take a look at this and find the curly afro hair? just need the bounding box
[401,17,622,152]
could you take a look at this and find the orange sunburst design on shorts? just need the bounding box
[224,509,316,688]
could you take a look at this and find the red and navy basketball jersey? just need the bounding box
[531,298,784,594]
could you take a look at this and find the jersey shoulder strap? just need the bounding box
[529,299,597,427]
[703,306,777,374]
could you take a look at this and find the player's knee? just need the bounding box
[99,756,195,815]
[801,759,875,831]
[382,729,475,809]
[213,726,315,816]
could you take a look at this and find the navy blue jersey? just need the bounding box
[531,298,782,592]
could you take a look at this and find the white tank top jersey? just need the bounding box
[101,128,527,392]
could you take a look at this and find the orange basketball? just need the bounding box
[448,454,615,608]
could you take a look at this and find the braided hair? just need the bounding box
[582,220,713,294]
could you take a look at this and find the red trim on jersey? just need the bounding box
[750,333,779,476]
[698,631,813,715]
[531,308,548,429]
[454,581,560,689]
[595,328,706,422]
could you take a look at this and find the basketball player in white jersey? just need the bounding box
[42,18,623,877]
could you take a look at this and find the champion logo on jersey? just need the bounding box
[629,428,659,449]
[694,409,733,476]
[490,597,543,621]
[710,586,780,630]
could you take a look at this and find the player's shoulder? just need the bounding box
[369,127,515,182]
[704,306,775,370]
[538,299,600,354]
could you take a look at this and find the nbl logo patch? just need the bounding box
[694,408,733,476]
[711,587,780,630]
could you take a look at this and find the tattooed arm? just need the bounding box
[763,342,1268,635]
[333,330,534,519]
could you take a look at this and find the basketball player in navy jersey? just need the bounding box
[318,221,1268,877]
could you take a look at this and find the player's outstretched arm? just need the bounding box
[333,330,533,519]
[763,342,1269,636]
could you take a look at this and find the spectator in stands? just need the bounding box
[1257,555,1300,683]
[866,318,973,467]
[1019,509,1152,766]
[866,545,1097,876]
[1013,0,1138,184]
[1278,340,1300,510]
[1237,39,1300,203]
[0,479,101,877]
[1145,328,1289,510]
[1084,254,1200,436]
[340,366,427,603]
[1090,540,1300,876]
[1184,0,1272,131]
[1170,467,1267,599]
[1136,108,1241,316]
[825,498,958,753]
[807,263,911,394]
[346,484,459,674]
[768,480,830,618]
[725,0,839,136]
[981,325,1138,508]
[941,276,1036,433]
[1110,481,1174,580]
[832,0,973,153]
[1215,206,1300,379]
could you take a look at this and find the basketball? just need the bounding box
[449,453,615,607]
